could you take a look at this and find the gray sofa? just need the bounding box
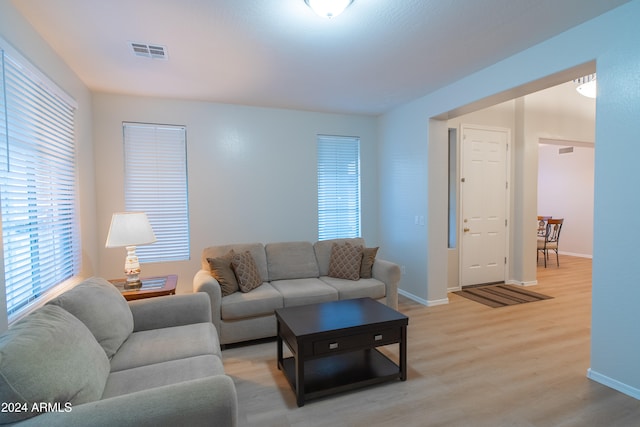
[0,277,237,427]
[193,238,401,345]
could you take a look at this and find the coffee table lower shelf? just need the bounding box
[279,348,401,403]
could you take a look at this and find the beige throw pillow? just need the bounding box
[231,250,263,292]
[207,250,238,297]
[328,242,363,281]
[360,247,379,279]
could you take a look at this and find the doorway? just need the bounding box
[442,75,596,293]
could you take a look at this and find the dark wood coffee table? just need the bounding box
[275,297,408,407]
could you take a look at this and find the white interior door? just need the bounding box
[460,125,509,287]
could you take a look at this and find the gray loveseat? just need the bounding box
[0,277,237,427]
[193,238,401,346]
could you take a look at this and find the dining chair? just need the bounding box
[537,216,552,238]
[537,218,563,267]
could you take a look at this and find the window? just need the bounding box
[448,128,457,248]
[0,41,80,320]
[317,135,361,240]
[123,122,190,262]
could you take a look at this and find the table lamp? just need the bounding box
[105,212,157,288]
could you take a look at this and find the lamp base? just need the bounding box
[124,245,142,289]
[124,279,142,289]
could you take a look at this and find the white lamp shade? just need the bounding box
[305,0,353,18]
[105,212,157,248]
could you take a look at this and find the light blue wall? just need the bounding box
[589,11,640,396]
[92,94,379,293]
[379,0,640,397]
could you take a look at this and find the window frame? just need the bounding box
[122,122,190,263]
[317,134,361,241]
[0,37,80,323]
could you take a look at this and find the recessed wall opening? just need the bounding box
[432,61,597,292]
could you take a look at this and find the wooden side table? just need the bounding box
[109,275,178,301]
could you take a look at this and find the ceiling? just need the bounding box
[12,0,628,116]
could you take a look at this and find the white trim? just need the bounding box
[427,297,450,306]
[398,289,426,305]
[559,251,593,259]
[398,288,449,307]
[506,279,538,287]
[587,368,640,400]
[539,137,594,148]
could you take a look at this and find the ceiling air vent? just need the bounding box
[129,42,168,60]
[559,147,574,155]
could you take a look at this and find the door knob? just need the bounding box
[464,227,470,232]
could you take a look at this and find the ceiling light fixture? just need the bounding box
[574,74,596,98]
[304,0,354,18]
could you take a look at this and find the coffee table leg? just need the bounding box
[400,325,407,381]
[295,351,305,407]
[277,322,283,370]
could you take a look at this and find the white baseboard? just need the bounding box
[505,279,538,287]
[587,368,640,400]
[398,288,449,307]
[559,251,592,259]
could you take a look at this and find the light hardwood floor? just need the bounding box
[222,256,640,426]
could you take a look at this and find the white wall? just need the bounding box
[0,2,96,330]
[92,94,379,293]
[528,81,595,259]
[379,0,640,398]
[538,144,594,258]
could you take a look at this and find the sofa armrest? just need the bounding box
[128,293,212,332]
[17,375,238,427]
[193,269,223,335]
[372,259,401,309]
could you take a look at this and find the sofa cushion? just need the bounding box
[0,305,110,424]
[265,241,319,281]
[314,238,366,276]
[271,278,338,307]
[221,282,283,320]
[320,276,386,301]
[48,276,133,358]
[328,241,363,281]
[109,322,221,372]
[207,250,239,296]
[102,354,225,398]
[231,251,263,292]
[360,247,379,279]
[201,243,268,282]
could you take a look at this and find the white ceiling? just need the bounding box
[12,0,628,115]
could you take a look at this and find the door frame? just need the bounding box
[457,124,511,288]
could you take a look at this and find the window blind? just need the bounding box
[123,122,190,262]
[317,135,361,240]
[0,45,80,319]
